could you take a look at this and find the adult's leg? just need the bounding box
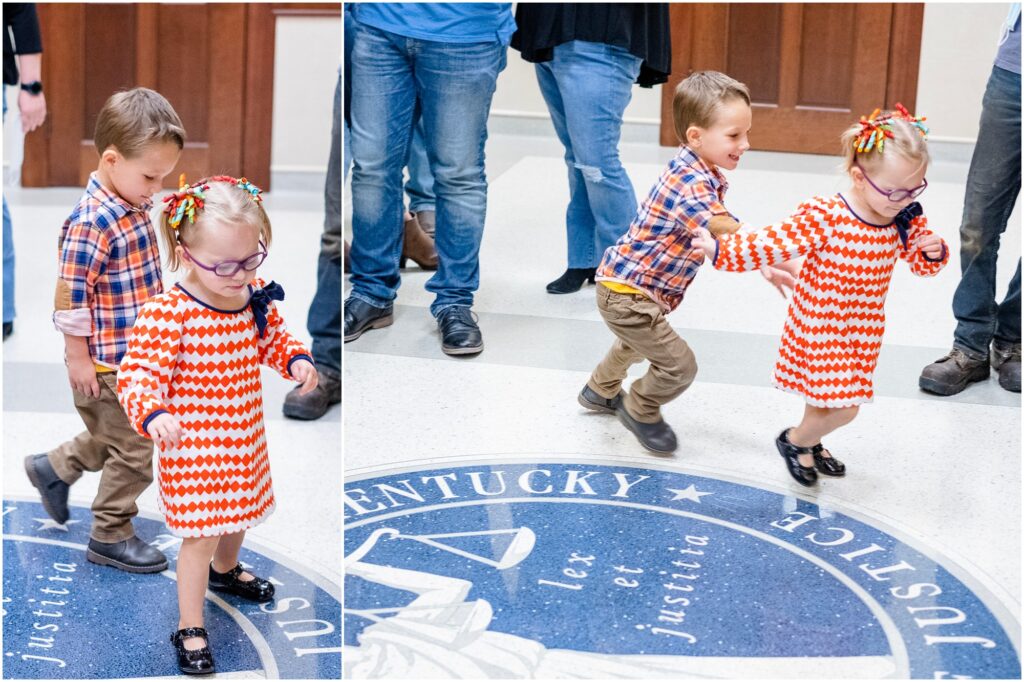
[3,92,14,330]
[405,118,437,217]
[347,23,418,308]
[549,41,640,267]
[952,66,1022,356]
[415,39,507,316]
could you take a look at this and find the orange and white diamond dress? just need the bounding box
[117,279,311,537]
[712,194,948,408]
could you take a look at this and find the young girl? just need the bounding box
[692,105,948,487]
[117,175,318,674]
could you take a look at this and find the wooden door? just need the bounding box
[660,3,924,155]
[21,3,341,189]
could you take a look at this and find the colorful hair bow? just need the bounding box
[163,174,209,230]
[853,103,929,154]
[203,175,264,204]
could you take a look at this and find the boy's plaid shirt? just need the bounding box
[596,147,731,312]
[56,173,163,367]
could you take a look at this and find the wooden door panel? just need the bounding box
[660,3,923,155]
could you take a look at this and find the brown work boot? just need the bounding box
[919,347,989,396]
[991,340,1021,393]
[400,212,438,270]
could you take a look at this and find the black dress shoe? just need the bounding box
[283,366,341,420]
[23,454,70,524]
[209,563,275,602]
[344,297,393,342]
[546,268,597,294]
[578,384,622,414]
[87,536,169,573]
[171,627,215,675]
[437,306,483,356]
[775,429,818,487]
[616,403,677,454]
[812,443,846,477]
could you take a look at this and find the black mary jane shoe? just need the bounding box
[171,627,215,675]
[209,563,275,602]
[775,428,818,487]
[812,443,846,477]
[546,268,597,294]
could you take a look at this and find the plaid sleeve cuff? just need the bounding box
[52,308,92,336]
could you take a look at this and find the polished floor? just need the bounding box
[343,131,1021,678]
[2,184,341,679]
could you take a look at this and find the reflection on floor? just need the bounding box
[2,185,341,679]
[343,135,1021,679]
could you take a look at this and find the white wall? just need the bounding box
[3,14,341,184]
[492,2,1014,144]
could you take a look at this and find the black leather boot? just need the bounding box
[344,297,394,342]
[23,453,70,524]
[87,536,169,573]
[546,268,597,294]
[616,403,677,454]
[578,384,622,414]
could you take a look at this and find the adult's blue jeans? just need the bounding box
[306,72,342,375]
[3,91,14,325]
[952,66,1021,357]
[348,23,506,317]
[535,40,642,269]
[405,118,436,214]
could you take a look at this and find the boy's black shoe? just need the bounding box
[344,298,393,342]
[437,306,483,356]
[919,347,989,395]
[775,429,818,487]
[992,340,1021,393]
[23,454,70,524]
[811,443,846,477]
[171,627,215,675]
[87,536,168,573]
[616,403,677,454]
[283,366,341,420]
[209,563,275,602]
[578,385,622,414]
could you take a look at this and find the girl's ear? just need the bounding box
[175,244,188,267]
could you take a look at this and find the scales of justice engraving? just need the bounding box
[343,524,897,679]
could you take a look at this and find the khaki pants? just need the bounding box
[588,285,698,423]
[47,372,154,542]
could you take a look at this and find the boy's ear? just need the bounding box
[99,147,119,167]
[685,125,702,147]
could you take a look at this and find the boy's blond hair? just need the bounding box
[160,180,273,271]
[672,71,751,143]
[94,87,185,158]
[839,116,930,174]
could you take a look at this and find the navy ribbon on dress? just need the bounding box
[250,281,284,338]
[893,201,922,250]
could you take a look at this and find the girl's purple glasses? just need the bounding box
[182,241,267,277]
[855,161,928,202]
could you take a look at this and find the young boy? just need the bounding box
[581,71,778,454]
[24,88,185,572]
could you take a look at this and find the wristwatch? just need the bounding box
[20,81,43,95]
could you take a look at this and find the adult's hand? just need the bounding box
[18,90,46,133]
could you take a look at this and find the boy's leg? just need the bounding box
[609,296,697,423]
[588,287,642,398]
[85,374,155,543]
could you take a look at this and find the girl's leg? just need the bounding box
[177,536,220,650]
[212,530,256,581]
[788,405,859,466]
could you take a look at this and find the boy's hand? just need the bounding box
[691,227,717,259]
[759,265,796,299]
[66,354,100,398]
[917,233,944,259]
[290,359,319,396]
[146,413,182,449]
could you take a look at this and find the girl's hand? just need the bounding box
[759,265,796,299]
[147,413,182,449]
[691,227,717,259]
[67,355,100,398]
[290,359,319,396]
[917,233,944,259]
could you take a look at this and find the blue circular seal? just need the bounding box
[3,498,341,679]
[344,458,1020,679]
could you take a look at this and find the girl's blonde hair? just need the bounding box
[159,177,272,271]
[839,115,930,175]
